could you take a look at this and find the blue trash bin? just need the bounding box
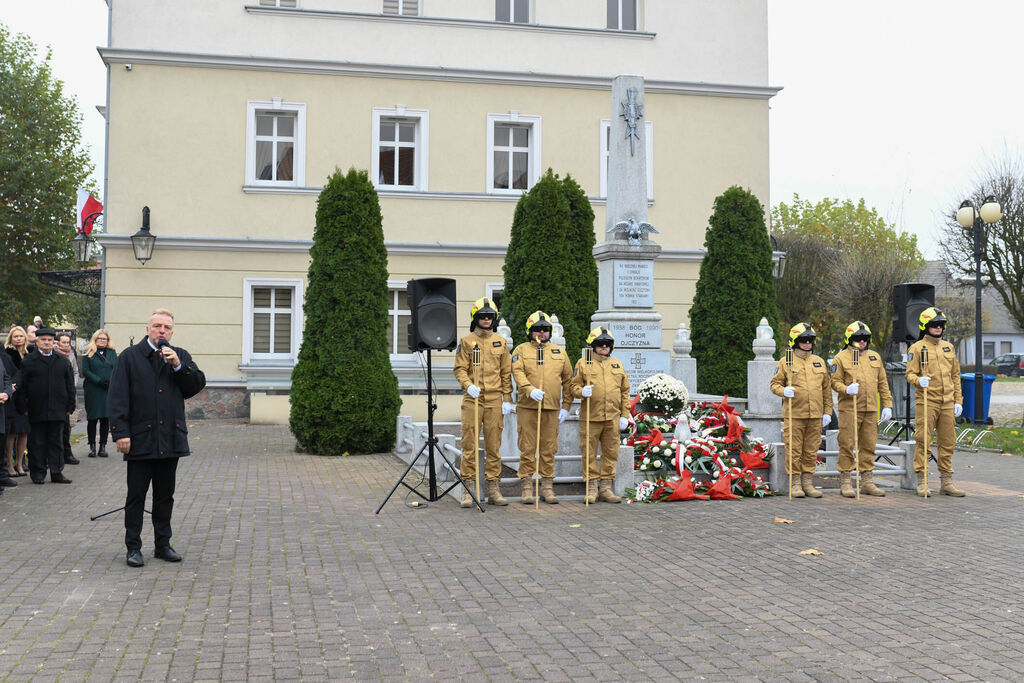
[959,374,995,422]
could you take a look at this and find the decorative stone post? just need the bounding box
[744,317,782,444]
[670,323,696,396]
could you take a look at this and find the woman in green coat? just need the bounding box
[81,329,117,457]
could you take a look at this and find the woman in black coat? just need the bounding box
[81,329,117,457]
[4,326,30,477]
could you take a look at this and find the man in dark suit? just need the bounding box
[108,309,206,568]
[14,327,75,484]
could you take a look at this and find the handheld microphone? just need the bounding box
[156,337,170,363]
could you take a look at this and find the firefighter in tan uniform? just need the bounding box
[830,321,894,498]
[905,307,965,497]
[511,311,572,504]
[453,297,514,508]
[770,323,833,499]
[569,328,630,504]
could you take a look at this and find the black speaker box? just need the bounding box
[892,283,935,344]
[407,278,458,351]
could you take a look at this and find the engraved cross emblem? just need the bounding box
[630,353,647,371]
[620,87,644,156]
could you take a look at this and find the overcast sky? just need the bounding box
[4,0,1023,258]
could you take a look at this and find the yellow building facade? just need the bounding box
[97,0,776,423]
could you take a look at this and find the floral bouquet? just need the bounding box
[627,412,680,481]
[634,373,689,416]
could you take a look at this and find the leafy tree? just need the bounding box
[691,186,779,396]
[0,24,95,324]
[935,294,991,358]
[289,168,400,455]
[502,170,598,361]
[772,195,924,356]
[939,150,1024,332]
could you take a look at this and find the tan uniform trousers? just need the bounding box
[914,403,956,474]
[460,401,504,481]
[837,408,879,473]
[517,408,559,479]
[579,418,619,481]
[783,417,821,474]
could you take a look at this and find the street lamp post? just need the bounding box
[956,195,1002,426]
[73,210,104,264]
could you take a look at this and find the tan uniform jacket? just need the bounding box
[511,341,573,412]
[770,349,833,419]
[453,330,512,406]
[569,355,630,422]
[906,335,962,406]
[830,346,893,413]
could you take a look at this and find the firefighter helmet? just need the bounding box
[586,327,615,351]
[788,322,816,348]
[843,320,871,346]
[526,311,552,336]
[918,307,947,331]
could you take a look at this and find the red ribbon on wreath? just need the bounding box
[664,470,709,501]
[712,395,745,444]
[707,474,740,500]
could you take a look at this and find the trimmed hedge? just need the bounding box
[690,186,780,397]
[502,170,598,361]
[289,168,400,454]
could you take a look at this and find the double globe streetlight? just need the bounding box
[955,195,1002,426]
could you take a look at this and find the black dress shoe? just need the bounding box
[50,475,73,484]
[65,456,81,465]
[0,477,17,487]
[154,546,182,562]
[88,446,97,458]
[32,479,45,485]
[13,471,26,477]
[97,447,108,458]
[126,550,144,567]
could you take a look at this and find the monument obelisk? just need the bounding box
[591,75,670,393]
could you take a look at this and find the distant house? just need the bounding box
[918,260,1024,366]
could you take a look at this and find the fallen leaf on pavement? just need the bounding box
[569,524,581,528]
[774,517,796,524]
[799,549,823,556]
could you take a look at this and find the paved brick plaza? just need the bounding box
[1,420,1023,681]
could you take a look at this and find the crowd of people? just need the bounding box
[1,320,118,491]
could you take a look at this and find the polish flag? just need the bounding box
[76,189,103,236]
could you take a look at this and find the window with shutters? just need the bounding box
[383,0,419,15]
[607,0,637,30]
[243,279,303,363]
[486,113,541,194]
[371,108,429,191]
[245,101,306,187]
[495,0,529,23]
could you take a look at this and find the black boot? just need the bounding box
[98,443,108,458]
[88,444,97,458]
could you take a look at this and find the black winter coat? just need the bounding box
[107,340,206,461]
[14,351,75,422]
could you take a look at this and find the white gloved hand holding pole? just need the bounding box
[919,376,930,388]
[783,386,795,398]
[581,385,593,397]
[530,388,545,402]
[467,384,481,399]
[845,382,859,395]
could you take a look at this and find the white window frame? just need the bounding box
[495,0,530,23]
[607,0,638,30]
[259,0,297,7]
[242,278,304,364]
[387,280,416,360]
[486,113,541,195]
[599,118,654,200]
[371,107,430,191]
[383,0,419,15]
[245,100,306,187]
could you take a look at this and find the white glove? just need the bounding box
[954,403,963,418]
[880,407,892,421]
[467,384,481,399]
[558,409,569,423]
[822,414,831,428]
[783,386,795,398]
[919,376,930,388]
[845,382,859,395]
[619,417,629,431]
[530,388,545,402]
[501,402,513,416]
[581,385,593,397]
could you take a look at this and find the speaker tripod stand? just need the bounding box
[376,349,483,513]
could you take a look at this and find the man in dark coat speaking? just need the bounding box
[108,309,206,568]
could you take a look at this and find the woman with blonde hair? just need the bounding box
[81,329,117,457]
[4,326,30,476]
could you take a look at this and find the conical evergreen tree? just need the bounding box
[502,170,598,361]
[690,186,779,396]
[289,168,400,454]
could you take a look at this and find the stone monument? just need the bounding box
[591,75,670,393]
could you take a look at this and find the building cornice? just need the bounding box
[244,5,657,40]
[242,185,624,205]
[94,233,706,260]
[97,47,781,99]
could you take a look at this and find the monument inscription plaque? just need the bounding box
[613,260,654,307]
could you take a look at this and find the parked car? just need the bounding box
[993,353,1024,376]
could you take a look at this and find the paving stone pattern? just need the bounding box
[1,420,1024,681]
